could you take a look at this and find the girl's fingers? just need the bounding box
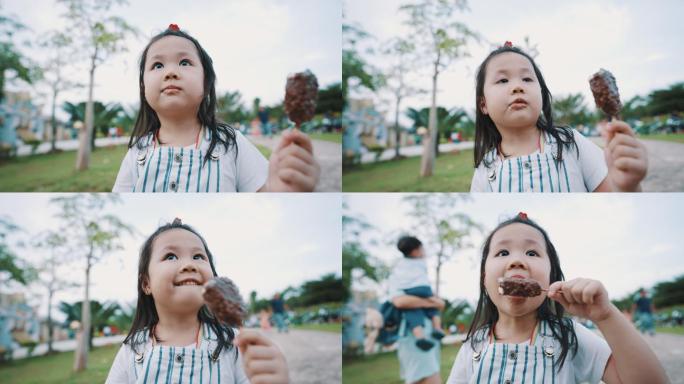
[569,279,591,304]
[244,345,276,361]
[609,144,642,160]
[245,359,279,376]
[548,281,563,296]
[607,133,641,153]
[605,121,636,138]
[582,281,601,305]
[279,153,316,176]
[613,157,647,174]
[278,168,316,191]
[277,129,315,154]
[277,143,315,165]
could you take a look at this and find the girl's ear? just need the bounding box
[479,97,488,115]
[141,276,152,295]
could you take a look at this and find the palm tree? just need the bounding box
[405,106,471,156]
[62,101,124,149]
[59,300,121,348]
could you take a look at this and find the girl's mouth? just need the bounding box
[174,278,202,286]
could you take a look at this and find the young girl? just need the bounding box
[446,213,668,384]
[112,24,319,192]
[106,219,289,383]
[470,42,648,193]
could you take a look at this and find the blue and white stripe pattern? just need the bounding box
[106,323,248,384]
[133,135,222,193]
[468,322,557,384]
[471,130,606,193]
[446,319,612,384]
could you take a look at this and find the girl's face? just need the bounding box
[143,228,214,312]
[484,223,551,318]
[480,52,543,130]
[143,35,205,117]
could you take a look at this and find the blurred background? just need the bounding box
[0,0,343,191]
[342,193,684,383]
[342,0,684,192]
[0,193,342,383]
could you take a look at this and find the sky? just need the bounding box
[344,193,684,307]
[345,0,684,125]
[2,0,341,118]
[0,193,341,321]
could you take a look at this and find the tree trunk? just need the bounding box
[393,96,402,159]
[74,248,92,372]
[47,289,54,354]
[50,89,58,153]
[420,70,439,177]
[76,55,96,171]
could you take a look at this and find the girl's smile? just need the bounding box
[143,228,214,311]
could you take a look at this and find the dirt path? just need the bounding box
[264,329,341,384]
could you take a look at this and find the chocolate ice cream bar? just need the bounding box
[589,69,622,120]
[285,70,319,128]
[497,277,543,297]
[202,277,247,327]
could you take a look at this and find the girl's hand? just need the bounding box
[265,130,320,192]
[602,120,648,192]
[236,329,289,384]
[548,278,615,323]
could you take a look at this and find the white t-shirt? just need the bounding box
[470,129,607,192]
[387,257,431,299]
[446,320,611,384]
[112,129,268,192]
[106,323,249,384]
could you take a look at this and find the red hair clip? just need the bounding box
[168,23,180,32]
[518,212,528,220]
[504,41,513,48]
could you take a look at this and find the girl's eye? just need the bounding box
[523,77,534,82]
[526,250,539,257]
[496,78,508,84]
[495,250,509,257]
[193,254,206,260]
[151,62,163,70]
[180,59,191,66]
[164,253,177,260]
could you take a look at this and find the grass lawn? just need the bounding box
[0,144,271,192]
[342,343,461,384]
[291,322,342,333]
[656,326,684,336]
[640,133,684,144]
[0,344,118,384]
[343,149,474,192]
[308,132,342,144]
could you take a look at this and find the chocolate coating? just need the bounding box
[202,277,246,327]
[497,277,542,297]
[285,70,319,127]
[589,68,622,118]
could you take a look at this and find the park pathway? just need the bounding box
[264,329,341,384]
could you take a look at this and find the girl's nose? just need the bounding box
[164,69,179,80]
[511,85,524,94]
[180,261,198,273]
[506,256,528,271]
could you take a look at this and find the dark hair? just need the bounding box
[474,46,577,168]
[465,214,577,372]
[122,218,235,358]
[129,27,237,165]
[397,236,422,257]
